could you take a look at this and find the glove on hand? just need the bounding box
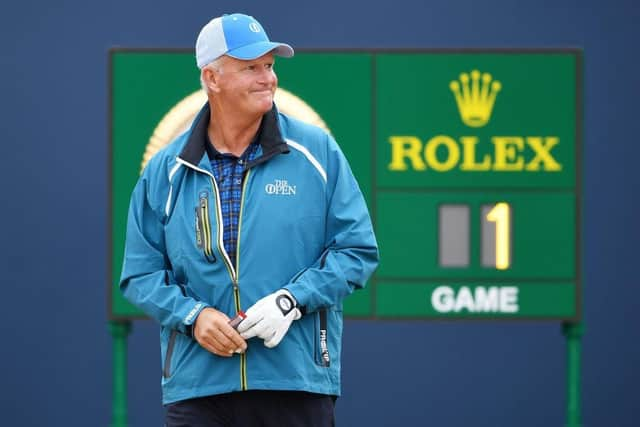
[237,289,302,348]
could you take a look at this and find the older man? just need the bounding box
[120,13,378,427]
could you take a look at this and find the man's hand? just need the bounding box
[193,308,247,357]
[237,289,301,348]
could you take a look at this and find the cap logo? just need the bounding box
[249,22,261,33]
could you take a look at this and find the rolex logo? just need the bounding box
[450,70,502,128]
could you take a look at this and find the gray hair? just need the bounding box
[200,57,224,93]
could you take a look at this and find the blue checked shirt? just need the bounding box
[208,139,260,268]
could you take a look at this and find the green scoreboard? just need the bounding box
[110,49,581,321]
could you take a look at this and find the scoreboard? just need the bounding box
[110,49,581,321]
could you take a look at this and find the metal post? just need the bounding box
[562,322,583,427]
[110,320,132,427]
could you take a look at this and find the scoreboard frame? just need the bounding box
[108,48,582,322]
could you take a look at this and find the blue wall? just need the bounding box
[1,1,637,425]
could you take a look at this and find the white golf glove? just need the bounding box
[237,289,302,348]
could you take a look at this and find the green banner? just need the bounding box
[378,53,576,188]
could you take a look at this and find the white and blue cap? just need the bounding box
[195,13,294,69]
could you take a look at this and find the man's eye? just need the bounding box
[265,63,274,70]
[246,65,256,71]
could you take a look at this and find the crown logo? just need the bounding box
[449,70,501,127]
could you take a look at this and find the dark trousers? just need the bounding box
[165,390,336,427]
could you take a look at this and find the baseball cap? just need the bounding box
[195,13,294,69]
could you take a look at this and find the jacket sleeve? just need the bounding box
[119,161,207,334]
[283,135,379,312]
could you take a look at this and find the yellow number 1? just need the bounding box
[486,202,510,270]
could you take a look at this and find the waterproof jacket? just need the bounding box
[120,104,379,404]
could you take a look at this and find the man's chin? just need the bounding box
[255,99,274,113]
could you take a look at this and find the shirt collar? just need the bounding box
[179,102,289,167]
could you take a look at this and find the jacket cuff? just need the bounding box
[181,302,208,337]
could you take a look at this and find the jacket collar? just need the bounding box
[178,102,290,168]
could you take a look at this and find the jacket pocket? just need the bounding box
[163,330,178,378]
[314,309,331,367]
[195,194,216,263]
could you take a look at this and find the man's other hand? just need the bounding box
[193,308,247,357]
[237,289,301,348]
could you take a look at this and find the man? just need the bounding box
[120,12,378,427]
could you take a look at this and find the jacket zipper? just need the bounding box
[235,170,251,391]
[204,173,248,390]
[176,157,250,390]
[207,175,237,281]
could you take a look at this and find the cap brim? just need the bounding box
[226,41,294,60]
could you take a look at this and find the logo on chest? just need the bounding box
[265,179,297,196]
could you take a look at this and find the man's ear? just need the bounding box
[202,67,222,93]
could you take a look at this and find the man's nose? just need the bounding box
[257,68,276,84]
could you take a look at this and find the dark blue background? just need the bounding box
[1,1,637,426]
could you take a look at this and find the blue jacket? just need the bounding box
[120,104,379,404]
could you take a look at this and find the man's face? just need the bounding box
[214,52,277,117]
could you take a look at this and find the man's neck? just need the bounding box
[207,102,263,157]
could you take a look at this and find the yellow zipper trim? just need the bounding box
[236,170,251,391]
[200,198,214,260]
